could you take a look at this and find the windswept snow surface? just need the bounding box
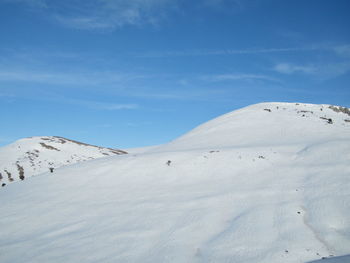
[0,136,127,183]
[1,102,350,263]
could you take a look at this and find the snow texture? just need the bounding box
[0,102,349,263]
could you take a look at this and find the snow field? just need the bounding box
[0,102,349,262]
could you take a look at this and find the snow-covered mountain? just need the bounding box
[0,136,127,184]
[157,102,350,151]
[1,102,350,263]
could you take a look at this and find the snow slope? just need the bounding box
[0,136,127,184]
[0,102,349,263]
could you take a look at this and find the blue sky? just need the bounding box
[1,0,349,148]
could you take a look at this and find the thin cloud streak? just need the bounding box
[0,69,144,86]
[99,103,139,110]
[2,0,176,30]
[273,62,350,79]
[0,92,15,97]
[273,63,316,74]
[137,47,316,58]
[0,88,140,111]
[138,44,350,58]
[0,0,47,8]
[0,0,254,30]
[60,98,139,111]
[333,44,350,58]
[39,95,140,111]
[61,97,139,111]
[202,73,280,83]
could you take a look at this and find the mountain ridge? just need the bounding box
[151,102,350,152]
[0,135,127,184]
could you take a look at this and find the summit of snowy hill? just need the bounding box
[157,102,350,152]
[0,103,350,263]
[0,136,127,184]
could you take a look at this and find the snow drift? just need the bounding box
[0,102,349,263]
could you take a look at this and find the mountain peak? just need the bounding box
[0,136,127,184]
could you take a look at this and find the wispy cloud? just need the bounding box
[138,47,315,58]
[0,92,15,97]
[75,100,139,110]
[333,44,350,58]
[137,43,350,58]
[273,62,350,79]
[273,63,316,74]
[320,62,350,78]
[2,0,250,30]
[1,0,260,30]
[3,0,176,30]
[98,103,139,110]
[202,73,279,82]
[0,0,47,8]
[0,69,143,86]
[203,0,244,8]
[122,85,235,102]
[55,16,115,30]
[125,121,152,127]
[36,95,139,111]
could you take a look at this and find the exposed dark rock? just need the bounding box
[16,163,25,180]
[40,142,60,151]
[329,105,350,116]
[4,170,13,182]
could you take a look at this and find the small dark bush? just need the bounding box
[320,117,333,124]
